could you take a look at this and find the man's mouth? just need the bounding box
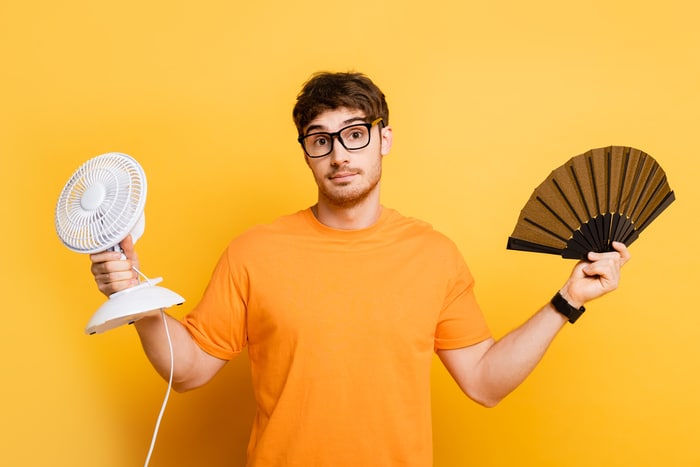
[329,171,358,181]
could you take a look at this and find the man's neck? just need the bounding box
[312,197,383,230]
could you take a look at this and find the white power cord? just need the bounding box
[131,265,174,467]
[143,308,174,467]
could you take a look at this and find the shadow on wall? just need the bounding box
[151,348,256,466]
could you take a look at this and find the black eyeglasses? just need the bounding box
[298,118,383,158]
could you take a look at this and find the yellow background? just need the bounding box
[1,1,698,465]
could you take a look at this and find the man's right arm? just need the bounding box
[133,313,226,392]
[90,236,226,392]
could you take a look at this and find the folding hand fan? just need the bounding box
[55,152,185,334]
[507,145,675,259]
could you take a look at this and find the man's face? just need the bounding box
[301,107,392,209]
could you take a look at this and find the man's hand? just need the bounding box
[89,235,140,297]
[560,241,631,308]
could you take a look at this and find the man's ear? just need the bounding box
[380,125,393,156]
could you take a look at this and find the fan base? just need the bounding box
[85,279,185,335]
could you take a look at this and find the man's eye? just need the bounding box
[310,135,329,147]
[344,128,367,141]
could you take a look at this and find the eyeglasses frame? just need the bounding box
[298,117,384,158]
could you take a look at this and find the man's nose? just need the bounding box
[329,135,350,164]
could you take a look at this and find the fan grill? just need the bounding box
[56,153,147,254]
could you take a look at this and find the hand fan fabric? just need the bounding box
[506,145,675,260]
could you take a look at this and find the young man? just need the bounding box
[90,72,630,466]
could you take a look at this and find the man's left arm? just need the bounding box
[438,242,630,407]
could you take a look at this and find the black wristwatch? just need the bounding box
[551,292,585,324]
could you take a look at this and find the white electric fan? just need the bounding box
[55,152,185,335]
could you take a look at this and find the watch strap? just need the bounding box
[551,292,585,324]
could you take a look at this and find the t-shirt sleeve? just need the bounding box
[180,245,248,360]
[434,253,491,351]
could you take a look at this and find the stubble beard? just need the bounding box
[318,166,382,209]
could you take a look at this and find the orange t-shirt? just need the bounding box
[182,207,491,466]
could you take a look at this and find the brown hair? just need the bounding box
[292,71,389,136]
